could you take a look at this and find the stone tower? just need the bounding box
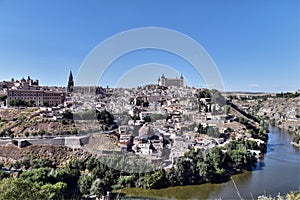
[67,70,74,92]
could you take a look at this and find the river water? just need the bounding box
[121,126,300,199]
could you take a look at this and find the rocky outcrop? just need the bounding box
[257,97,300,134]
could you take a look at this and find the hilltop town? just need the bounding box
[0,73,269,162]
[0,73,298,199]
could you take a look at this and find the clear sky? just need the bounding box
[0,0,299,92]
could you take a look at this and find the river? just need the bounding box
[120,126,300,199]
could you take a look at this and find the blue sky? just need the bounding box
[0,0,299,92]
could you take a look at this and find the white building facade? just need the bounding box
[158,74,184,87]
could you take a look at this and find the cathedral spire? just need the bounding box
[67,70,74,92]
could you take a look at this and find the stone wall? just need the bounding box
[65,135,90,149]
[0,135,90,149]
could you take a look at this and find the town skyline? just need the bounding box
[0,72,299,94]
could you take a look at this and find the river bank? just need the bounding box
[118,126,300,199]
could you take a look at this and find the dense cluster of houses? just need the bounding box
[71,83,264,166]
[0,74,265,166]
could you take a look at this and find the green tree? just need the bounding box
[61,110,73,120]
[227,149,249,168]
[174,158,198,185]
[224,105,230,115]
[96,109,114,125]
[244,140,259,150]
[0,95,7,101]
[40,182,67,200]
[197,161,209,182]
[86,156,97,171]
[198,90,211,98]
[79,175,93,196]
[207,147,225,170]
[206,126,220,138]
[32,158,53,169]
[143,116,151,122]
[293,135,300,144]
[117,176,135,188]
[142,101,149,107]
[167,167,178,186]
[0,171,10,180]
[258,128,268,142]
[20,157,31,170]
[131,115,140,120]
[61,119,67,125]
[135,100,142,106]
[9,100,16,107]
[71,128,78,135]
[197,123,207,134]
[144,169,168,189]
[38,130,46,136]
[0,178,47,200]
[52,167,79,190]
[90,179,106,198]
[27,100,35,107]
[19,168,51,185]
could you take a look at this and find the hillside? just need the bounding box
[0,144,90,167]
[0,108,74,137]
[257,97,300,133]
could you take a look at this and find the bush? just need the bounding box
[38,130,46,136]
[0,95,7,101]
[61,110,73,120]
[71,128,78,135]
[61,120,67,125]
[11,139,17,145]
[8,99,35,107]
[293,135,300,144]
[32,132,38,136]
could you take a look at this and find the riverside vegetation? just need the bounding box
[0,134,292,199]
[0,137,265,199]
[229,92,300,147]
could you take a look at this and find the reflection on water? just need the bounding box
[252,161,266,171]
[121,126,300,199]
[120,183,224,199]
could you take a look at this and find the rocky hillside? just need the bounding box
[256,97,300,133]
[0,108,74,137]
[0,108,107,137]
[83,134,119,152]
[0,144,90,167]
